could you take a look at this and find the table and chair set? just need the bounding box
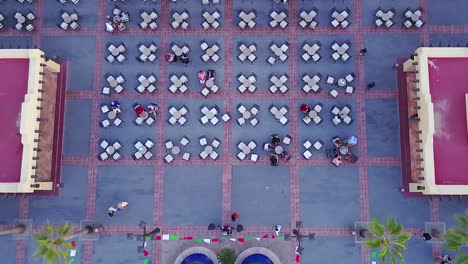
[100,103,123,128]
[137,43,158,63]
[99,140,122,161]
[140,10,158,30]
[269,10,288,28]
[164,137,191,163]
[202,10,221,29]
[269,74,289,94]
[201,41,221,62]
[301,42,321,62]
[237,104,260,127]
[237,141,259,162]
[404,9,424,28]
[136,74,157,94]
[269,105,289,125]
[200,105,231,126]
[268,42,288,64]
[14,11,35,31]
[332,105,353,125]
[264,135,292,165]
[299,9,318,29]
[133,140,155,160]
[327,73,355,98]
[238,10,256,29]
[237,74,257,93]
[302,74,321,94]
[171,10,190,29]
[301,104,323,125]
[331,41,351,62]
[102,74,125,95]
[199,137,221,160]
[331,8,351,28]
[106,43,127,63]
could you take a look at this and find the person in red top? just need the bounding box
[300,104,310,113]
[231,212,239,222]
[134,105,145,115]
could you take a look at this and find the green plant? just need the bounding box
[444,210,468,264]
[218,248,236,264]
[33,223,92,263]
[363,218,412,264]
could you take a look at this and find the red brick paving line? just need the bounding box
[3,24,463,37]
[221,0,234,225]
[65,89,397,100]
[82,1,107,264]
[152,1,170,263]
[15,197,29,264]
[352,0,371,262]
[420,0,429,47]
[62,155,400,167]
[31,0,43,47]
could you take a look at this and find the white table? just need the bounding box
[274,145,283,155]
[106,146,115,155]
[242,111,251,119]
[173,111,182,119]
[242,146,251,155]
[172,146,181,155]
[204,145,213,154]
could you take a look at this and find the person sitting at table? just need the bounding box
[333,138,341,148]
[148,103,158,117]
[332,154,342,167]
[344,136,357,147]
[206,69,216,80]
[270,154,279,166]
[198,70,207,87]
[134,104,148,118]
[110,100,120,109]
[280,151,291,162]
[180,53,190,64]
[165,52,178,62]
[271,135,281,145]
[300,104,310,114]
[265,143,274,152]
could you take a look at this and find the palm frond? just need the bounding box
[370,218,385,237]
[456,253,468,264]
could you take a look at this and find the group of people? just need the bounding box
[108,201,128,217]
[327,136,358,166]
[165,52,190,64]
[265,135,291,166]
[134,103,158,119]
[197,69,216,88]
[105,12,129,32]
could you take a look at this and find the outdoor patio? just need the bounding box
[1,0,468,263]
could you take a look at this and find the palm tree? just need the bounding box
[363,218,412,264]
[0,224,26,236]
[444,210,468,264]
[33,223,93,263]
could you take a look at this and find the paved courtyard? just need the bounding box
[1,0,468,263]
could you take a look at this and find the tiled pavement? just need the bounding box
[1,0,468,263]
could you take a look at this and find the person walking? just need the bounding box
[367,82,376,89]
[231,212,239,222]
[359,48,367,56]
[108,206,117,217]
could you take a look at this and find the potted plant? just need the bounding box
[363,218,412,264]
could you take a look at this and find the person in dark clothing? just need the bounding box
[180,53,190,64]
[367,82,376,89]
[270,154,279,166]
[271,135,281,145]
[359,48,367,56]
[206,69,216,79]
[422,232,432,241]
[231,212,239,222]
